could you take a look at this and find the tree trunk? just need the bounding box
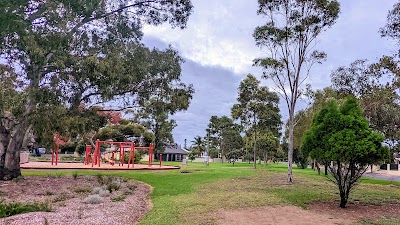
[339,189,349,208]
[316,162,321,175]
[288,110,294,182]
[0,126,10,179]
[325,163,328,176]
[253,130,256,169]
[0,95,34,180]
[252,113,257,169]
[1,121,27,180]
[221,148,224,164]
[264,152,267,167]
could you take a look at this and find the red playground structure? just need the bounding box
[52,137,160,168]
[51,137,60,166]
[83,139,157,168]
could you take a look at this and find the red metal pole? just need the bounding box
[92,151,95,167]
[51,148,54,166]
[119,143,125,166]
[85,145,91,165]
[132,145,135,168]
[98,146,100,168]
[127,146,131,169]
[111,152,115,166]
[56,138,59,166]
[160,153,162,167]
[149,143,153,166]
[128,142,134,169]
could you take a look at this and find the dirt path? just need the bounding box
[215,206,354,225]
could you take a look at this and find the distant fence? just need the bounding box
[380,164,399,170]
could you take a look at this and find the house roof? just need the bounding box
[164,144,189,154]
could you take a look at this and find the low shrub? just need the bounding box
[0,201,52,218]
[91,187,103,195]
[96,173,104,185]
[123,151,144,164]
[83,194,102,204]
[73,187,92,194]
[52,193,70,203]
[72,172,79,180]
[41,191,54,196]
[126,182,137,191]
[111,195,126,202]
[98,190,110,197]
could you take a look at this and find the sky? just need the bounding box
[141,0,398,147]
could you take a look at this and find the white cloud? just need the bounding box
[142,0,399,145]
[143,0,264,74]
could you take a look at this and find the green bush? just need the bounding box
[0,201,51,218]
[72,171,79,180]
[111,195,127,202]
[123,151,143,164]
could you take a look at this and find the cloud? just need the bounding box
[144,35,244,145]
[142,0,264,74]
[142,0,398,144]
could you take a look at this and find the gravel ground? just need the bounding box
[0,176,152,225]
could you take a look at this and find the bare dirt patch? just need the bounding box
[0,176,152,225]
[309,200,400,220]
[215,205,354,225]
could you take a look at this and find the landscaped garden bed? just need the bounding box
[0,174,151,225]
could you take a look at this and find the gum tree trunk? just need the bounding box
[288,107,294,182]
[264,152,267,167]
[0,98,33,180]
[0,119,28,180]
[0,125,10,179]
[253,115,257,169]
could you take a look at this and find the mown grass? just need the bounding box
[22,162,400,225]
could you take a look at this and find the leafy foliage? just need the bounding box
[207,116,241,161]
[302,97,388,208]
[254,0,340,181]
[191,136,204,156]
[331,59,400,157]
[0,0,193,179]
[232,74,281,168]
[0,201,51,218]
[221,128,244,165]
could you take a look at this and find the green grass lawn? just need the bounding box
[22,162,400,225]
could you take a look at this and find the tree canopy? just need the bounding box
[0,0,193,180]
[253,0,340,182]
[232,74,281,169]
[302,97,387,208]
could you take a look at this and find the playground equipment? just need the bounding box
[84,139,157,168]
[52,138,160,168]
[51,137,60,166]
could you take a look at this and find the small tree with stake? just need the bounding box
[302,97,387,208]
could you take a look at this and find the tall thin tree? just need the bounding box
[253,0,340,182]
